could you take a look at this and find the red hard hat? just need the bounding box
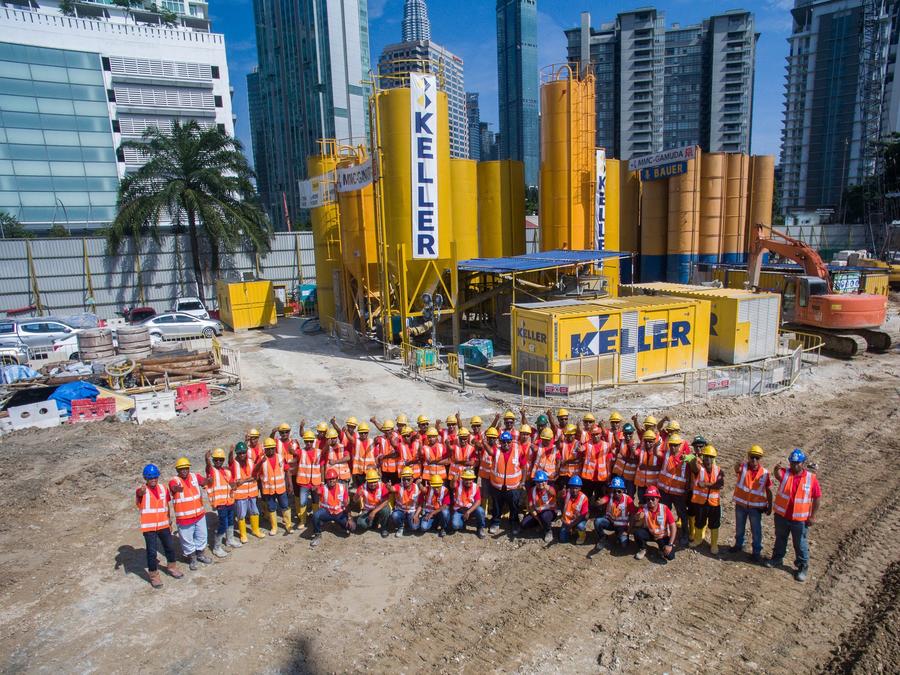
[644,486,660,499]
[325,468,339,480]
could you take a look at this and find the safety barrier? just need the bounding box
[400,342,440,375]
[778,328,823,365]
[446,353,459,381]
[520,371,594,410]
[683,347,807,401]
[68,397,116,423]
[175,383,210,413]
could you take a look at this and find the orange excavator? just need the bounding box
[747,223,891,357]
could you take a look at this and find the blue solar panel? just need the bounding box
[458,249,628,273]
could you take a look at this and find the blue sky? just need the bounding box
[212,0,793,163]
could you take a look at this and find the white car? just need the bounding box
[171,297,210,319]
[143,312,223,339]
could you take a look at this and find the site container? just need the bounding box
[216,280,276,331]
[621,282,780,364]
[512,296,709,385]
[697,264,890,297]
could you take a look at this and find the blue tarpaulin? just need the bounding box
[49,381,100,415]
[458,249,628,274]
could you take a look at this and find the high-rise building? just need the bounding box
[780,0,900,216]
[466,92,481,160]
[566,9,757,161]
[249,0,370,229]
[496,0,539,186]
[0,0,233,232]
[378,1,468,158]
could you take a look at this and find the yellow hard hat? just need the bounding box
[644,415,658,427]
[248,428,260,437]
[609,411,623,423]
[277,423,291,432]
[461,469,476,480]
[426,427,439,438]
[643,429,657,441]
[565,423,577,434]
[748,445,764,457]
[401,425,413,435]
[381,419,396,431]
[400,466,414,478]
[583,413,596,423]
[302,430,315,442]
[667,433,683,446]
[666,420,680,432]
[519,424,532,434]
[211,448,226,460]
[263,437,277,449]
[557,408,569,417]
[459,427,471,437]
[316,422,328,433]
[486,427,499,439]
[417,414,430,424]
[446,414,458,424]
[540,428,554,441]
[471,415,483,425]
[429,475,444,487]
[346,416,358,427]
[365,469,380,483]
[396,414,408,425]
[701,445,718,458]
[357,422,370,433]
[325,429,339,440]
[175,457,191,470]
[502,410,516,420]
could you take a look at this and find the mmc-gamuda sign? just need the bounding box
[411,73,439,259]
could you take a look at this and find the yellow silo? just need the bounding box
[307,151,342,330]
[477,159,525,257]
[640,179,667,281]
[666,152,701,283]
[699,152,726,265]
[449,158,479,260]
[603,158,622,292]
[723,153,749,264]
[538,65,596,251]
[618,163,640,283]
[746,155,775,263]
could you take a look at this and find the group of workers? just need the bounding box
[136,409,821,588]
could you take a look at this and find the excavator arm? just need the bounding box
[747,223,832,291]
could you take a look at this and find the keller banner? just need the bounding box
[410,72,439,259]
[594,148,606,251]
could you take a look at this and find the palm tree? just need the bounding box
[108,121,272,303]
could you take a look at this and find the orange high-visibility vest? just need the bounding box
[691,464,721,506]
[423,485,448,514]
[531,446,559,480]
[490,447,523,489]
[449,443,476,481]
[320,482,347,515]
[581,440,610,481]
[358,483,388,511]
[612,440,639,481]
[326,444,351,482]
[558,440,580,477]
[643,504,670,539]
[634,441,662,488]
[246,442,262,464]
[421,442,447,480]
[207,466,234,508]
[399,440,422,479]
[138,487,170,532]
[530,485,556,512]
[232,459,258,500]
[350,438,377,475]
[602,428,624,446]
[377,436,398,472]
[478,444,495,479]
[563,491,588,525]
[276,437,299,473]
[171,473,205,520]
[454,481,478,509]
[733,463,770,509]
[658,448,689,496]
[605,495,631,527]
[394,483,420,513]
[773,470,816,521]
[260,451,287,495]
[295,447,322,487]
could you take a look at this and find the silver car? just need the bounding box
[0,318,80,348]
[142,312,224,339]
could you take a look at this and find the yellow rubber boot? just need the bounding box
[687,516,696,541]
[709,528,719,554]
[298,505,308,527]
[268,511,279,536]
[577,530,586,545]
[689,519,702,548]
[293,495,302,522]
[249,514,265,538]
[282,509,294,533]
[238,519,249,543]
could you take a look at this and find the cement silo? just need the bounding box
[307,151,342,331]
[746,155,775,263]
[723,153,750,264]
[478,159,526,257]
[666,154,701,283]
[640,179,668,281]
[699,153,726,265]
[449,159,479,261]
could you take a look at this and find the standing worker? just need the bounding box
[450,469,485,537]
[205,448,237,558]
[294,430,323,528]
[448,427,477,489]
[602,412,625,447]
[253,437,293,536]
[273,423,299,516]
[581,425,611,503]
[421,427,449,484]
[245,428,262,462]
[658,433,691,546]
[531,428,560,484]
[631,485,677,563]
[354,469,392,537]
[310,468,353,547]
[521,470,557,543]
[136,463,183,588]
[730,445,772,562]
[324,428,352,484]
[557,424,583,491]
[765,449,821,582]
[478,427,499,512]
[611,423,639,497]
[391,466,421,536]
[634,429,664,503]
[230,442,264,541]
[559,475,589,544]
[373,419,399,484]
[169,457,213,571]
[349,422,378,488]
[688,445,724,553]
[488,431,527,535]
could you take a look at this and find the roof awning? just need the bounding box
[458,249,629,274]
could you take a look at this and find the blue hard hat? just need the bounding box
[789,448,807,463]
[609,475,626,490]
[623,423,635,435]
[534,470,549,483]
[567,475,583,488]
[499,431,513,443]
[142,463,160,480]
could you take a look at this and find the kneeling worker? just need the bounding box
[450,469,485,538]
[632,485,677,563]
[418,475,451,537]
[310,468,352,548]
[521,470,557,543]
[593,475,636,551]
[559,475,589,544]
[355,469,391,537]
[391,467,421,536]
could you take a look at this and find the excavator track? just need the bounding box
[784,324,868,359]
[853,329,893,353]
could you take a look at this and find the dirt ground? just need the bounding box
[1,314,899,674]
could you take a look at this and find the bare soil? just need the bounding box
[1,316,899,674]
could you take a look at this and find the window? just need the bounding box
[153,315,176,324]
[211,66,219,79]
[173,315,199,323]
[178,301,204,311]
[102,57,111,72]
[112,119,120,133]
[19,323,45,333]
[107,89,116,102]
[0,322,14,334]
[214,95,222,108]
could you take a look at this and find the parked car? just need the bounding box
[121,306,157,324]
[142,312,223,339]
[171,297,210,320]
[0,340,29,365]
[0,318,81,348]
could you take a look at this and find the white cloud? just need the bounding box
[368,0,390,21]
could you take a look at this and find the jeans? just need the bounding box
[265,491,290,513]
[143,528,178,571]
[450,507,486,531]
[735,505,764,555]
[521,509,555,531]
[177,517,208,556]
[295,485,318,509]
[490,486,524,527]
[420,507,450,532]
[215,505,234,535]
[634,528,676,560]
[356,508,391,531]
[391,509,417,531]
[771,514,809,568]
[559,516,587,543]
[660,492,688,535]
[234,497,259,520]
[594,516,629,545]
[312,508,349,534]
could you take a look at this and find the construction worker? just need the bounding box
[488,430,527,535]
[688,445,724,553]
[521,470,557,543]
[448,427,477,488]
[334,415,358,448]
[634,429,664,503]
[730,445,773,563]
[245,428,262,462]
[602,411,625,446]
[593,475,636,552]
[657,433,691,546]
[578,413,595,444]
[469,415,484,446]
[580,425,611,503]
[557,423,583,490]
[294,430,323,528]
[354,469,391,537]
[450,469,485,537]
[531,427,560,483]
[392,466,421,536]
[765,449,821,582]
[611,423,639,497]
[559,475,589,544]
[253,437,293,536]
[273,423,299,512]
[632,414,658,439]
[421,427,449,484]
[374,419,399,484]
[169,457,212,571]
[324,428,351,484]
[631,485,677,563]
[230,442,263,541]
[310,468,352,547]
[518,424,534,473]
[398,425,422,483]
[349,422,378,487]
[499,410,519,440]
[478,427,499,511]
[440,414,460,445]
[658,419,689,453]
[136,463,182,588]
[416,414,430,444]
[417,475,451,537]
[205,448,236,558]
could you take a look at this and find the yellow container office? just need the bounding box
[512,296,710,385]
[620,282,781,364]
[216,280,277,331]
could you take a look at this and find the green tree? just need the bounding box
[107,121,272,303]
[0,211,33,239]
[48,223,70,237]
[58,0,75,16]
